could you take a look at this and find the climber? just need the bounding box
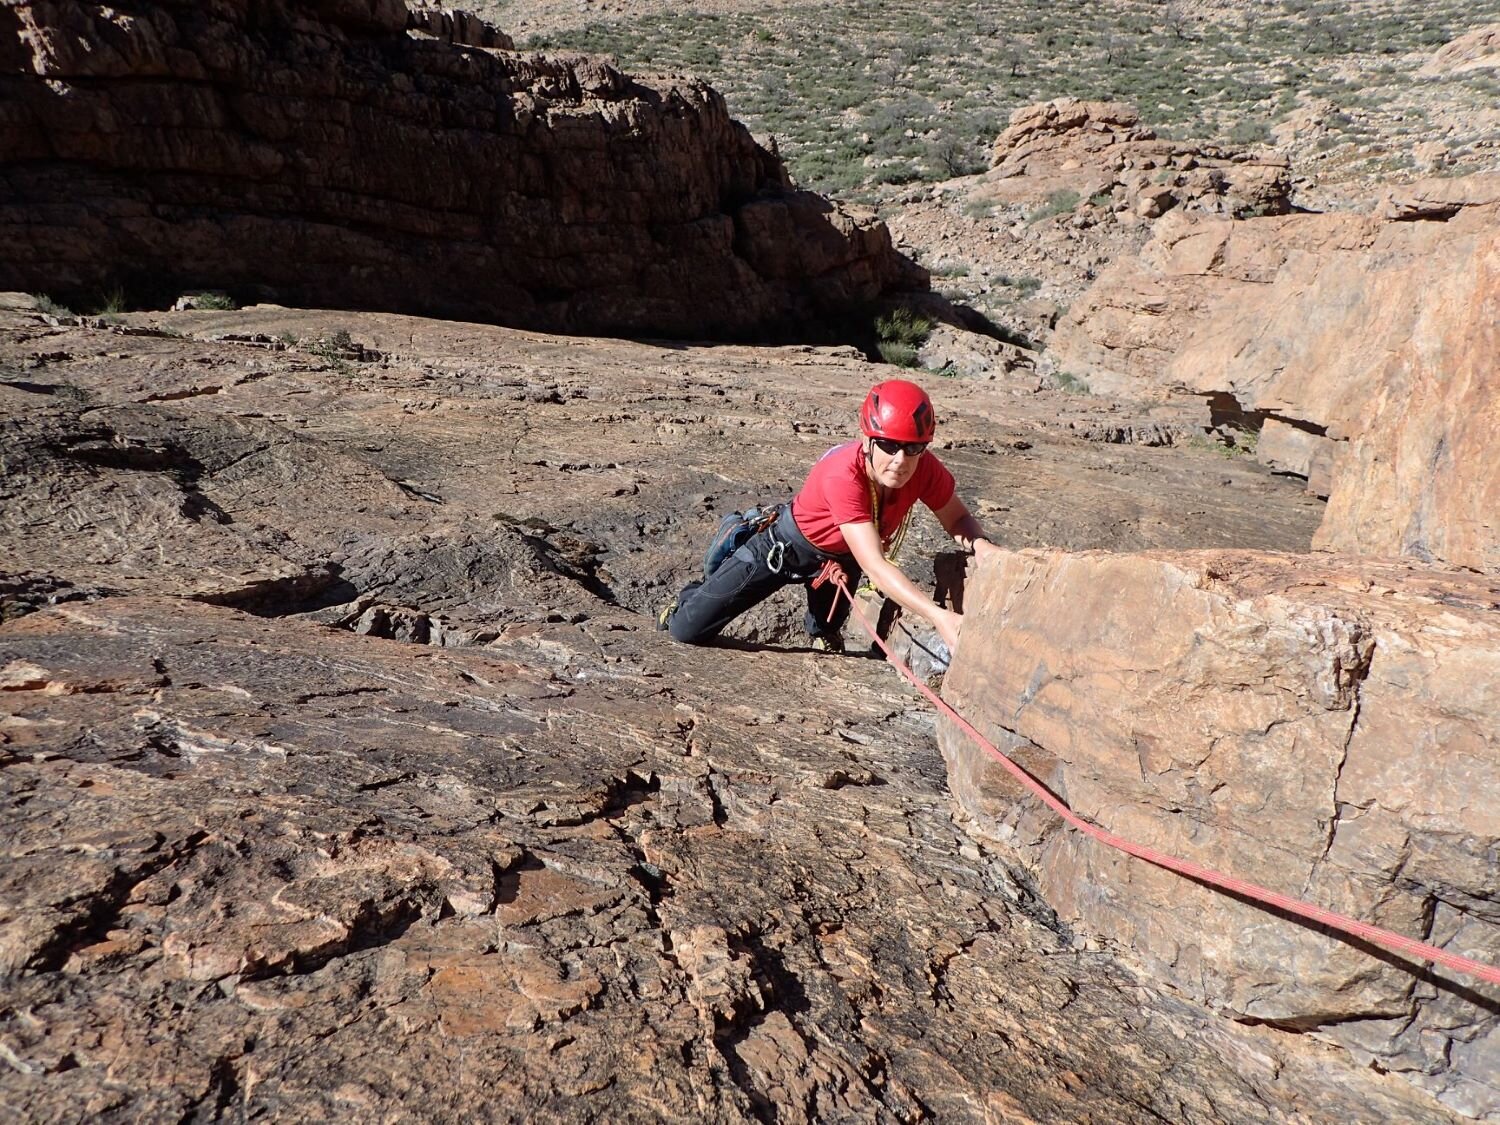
[658,377,1001,653]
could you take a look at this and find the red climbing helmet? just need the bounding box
[859,379,936,443]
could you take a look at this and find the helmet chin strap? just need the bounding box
[864,438,885,491]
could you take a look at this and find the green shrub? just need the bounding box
[877,340,921,367]
[876,307,932,344]
[926,134,988,178]
[995,274,1041,296]
[1027,188,1081,223]
[32,294,73,318]
[194,293,238,311]
[931,261,970,278]
[1053,371,1090,394]
[1227,119,1272,145]
[93,286,127,315]
[1220,423,1259,454]
[874,307,934,367]
[307,328,357,371]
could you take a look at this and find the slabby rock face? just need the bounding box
[0,309,1454,1122]
[1050,175,1500,573]
[0,0,918,337]
[939,548,1500,1118]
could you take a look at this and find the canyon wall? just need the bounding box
[0,0,920,337]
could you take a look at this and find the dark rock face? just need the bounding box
[0,0,920,337]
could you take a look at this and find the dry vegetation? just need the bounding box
[479,0,1500,199]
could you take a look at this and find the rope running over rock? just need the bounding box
[823,566,1500,991]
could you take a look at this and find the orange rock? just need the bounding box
[942,547,1500,1112]
[1052,177,1500,572]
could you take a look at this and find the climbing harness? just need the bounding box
[822,569,1500,991]
[704,505,781,578]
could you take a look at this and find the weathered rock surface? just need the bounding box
[3,305,1455,1120]
[0,304,1329,631]
[1049,175,1500,572]
[987,99,1293,221]
[1420,23,1500,76]
[406,0,513,48]
[940,548,1500,1118]
[0,0,918,338]
[5,594,1456,1122]
[914,323,1035,382]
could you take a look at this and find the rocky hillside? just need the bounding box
[0,0,919,338]
[520,0,1500,201]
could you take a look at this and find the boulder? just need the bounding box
[1049,176,1500,572]
[914,323,1036,381]
[1420,23,1500,76]
[986,98,1292,220]
[0,0,919,339]
[940,547,1500,1117]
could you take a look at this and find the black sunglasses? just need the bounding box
[871,436,929,457]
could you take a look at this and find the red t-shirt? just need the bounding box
[791,440,955,555]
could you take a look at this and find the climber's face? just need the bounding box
[866,436,925,489]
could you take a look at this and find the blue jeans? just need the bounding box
[667,505,860,645]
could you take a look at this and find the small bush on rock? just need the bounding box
[32,294,74,318]
[875,307,935,367]
[1028,189,1081,223]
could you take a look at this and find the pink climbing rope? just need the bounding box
[826,569,1500,991]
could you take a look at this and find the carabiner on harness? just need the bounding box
[766,535,786,575]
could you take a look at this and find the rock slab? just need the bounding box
[939,547,1500,1117]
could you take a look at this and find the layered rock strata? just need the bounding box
[939,547,1500,1118]
[0,0,919,337]
[406,1,513,49]
[1049,175,1500,572]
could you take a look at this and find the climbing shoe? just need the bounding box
[655,598,677,632]
[810,632,845,654]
